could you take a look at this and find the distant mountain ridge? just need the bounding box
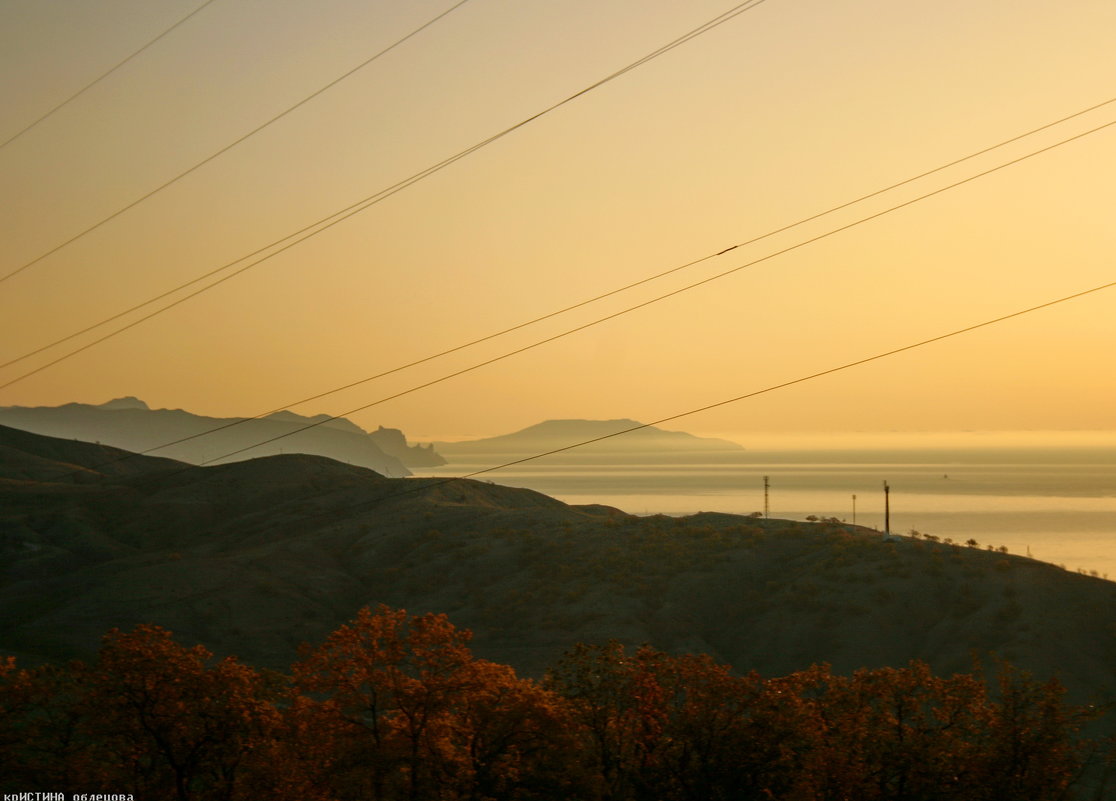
[436,419,744,463]
[263,409,366,435]
[0,398,445,475]
[96,395,150,411]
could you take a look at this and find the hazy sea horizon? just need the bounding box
[418,436,1116,579]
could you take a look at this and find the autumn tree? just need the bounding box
[0,627,286,800]
[292,604,580,800]
[0,656,41,790]
[0,657,104,792]
[784,660,1100,801]
[544,641,646,800]
[442,658,579,800]
[292,605,473,799]
[659,658,816,801]
[84,624,283,801]
[790,662,997,800]
[971,663,1096,800]
[545,643,814,801]
[1,612,1105,801]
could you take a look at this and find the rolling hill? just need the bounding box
[2,424,1115,721]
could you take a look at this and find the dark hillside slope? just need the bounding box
[1,428,1114,719]
[0,422,183,481]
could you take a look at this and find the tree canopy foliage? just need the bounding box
[1,606,1111,800]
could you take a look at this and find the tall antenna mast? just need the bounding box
[763,475,770,519]
[883,480,890,535]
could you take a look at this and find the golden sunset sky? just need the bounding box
[1,0,1113,443]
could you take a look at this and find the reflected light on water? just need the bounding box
[419,433,1116,579]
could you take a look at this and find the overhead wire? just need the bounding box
[0,0,475,286]
[0,0,770,347]
[0,0,219,152]
[17,102,1116,477]
[4,91,1113,384]
[39,275,1116,505]
[28,106,1116,481]
[186,113,1116,466]
[467,282,1116,474]
[241,275,1116,526]
[2,10,1107,551]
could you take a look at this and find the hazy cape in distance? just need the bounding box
[0,397,445,475]
[435,418,745,463]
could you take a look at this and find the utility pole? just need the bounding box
[852,493,857,525]
[883,480,890,535]
[763,475,770,519]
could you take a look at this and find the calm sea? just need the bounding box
[418,441,1116,579]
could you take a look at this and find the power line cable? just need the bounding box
[29,110,1115,482]
[177,114,1116,466]
[0,0,475,285]
[260,275,1116,526]
[0,0,769,300]
[45,271,1116,513]
[0,0,220,152]
[4,92,1113,377]
[13,108,1115,480]
[469,282,1116,473]
[8,108,1113,404]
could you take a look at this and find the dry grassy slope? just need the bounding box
[0,423,183,480]
[2,425,1115,715]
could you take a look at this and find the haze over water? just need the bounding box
[421,430,1116,579]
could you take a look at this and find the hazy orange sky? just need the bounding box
[1,0,1113,444]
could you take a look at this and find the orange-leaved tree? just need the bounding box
[0,657,104,792]
[293,605,476,799]
[86,624,283,801]
[791,661,995,800]
[545,643,815,801]
[543,641,645,800]
[292,604,578,801]
[655,655,815,801]
[786,660,1096,801]
[973,662,1097,800]
[440,657,578,800]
